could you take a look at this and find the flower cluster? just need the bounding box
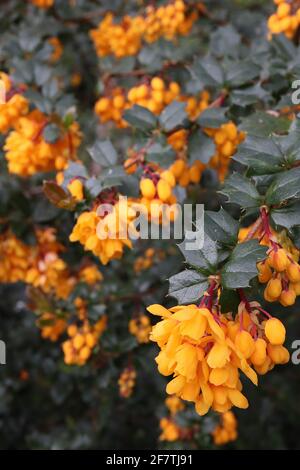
[95,79,209,128]
[240,208,300,307]
[62,315,107,365]
[159,396,187,442]
[4,109,81,176]
[0,231,34,283]
[129,314,151,343]
[205,122,245,181]
[139,168,177,222]
[169,158,205,188]
[159,417,182,441]
[0,229,100,300]
[90,1,198,59]
[30,0,54,8]
[165,395,185,415]
[38,312,67,342]
[148,288,288,416]
[78,265,103,285]
[212,411,238,446]
[268,0,300,39]
[48,37,63,62]
[0,72,28,134]
[69,195,137,265]
[118,367,137,398]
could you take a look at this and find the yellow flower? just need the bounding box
[147,299,289,416]
[118,367,136,398]
[69,197,137,265]
[212,411,238,446]
[0,72,28,134]
[67,179,84,201]
[4,110,81,176]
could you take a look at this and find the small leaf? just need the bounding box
[168,270,209,304]
[239,111,291,137]
[204,208,239,246]
[188,130,215,164]
[220,173,262,208]
[230,84,268,107]
[191,55,225,88]
[225,59,260,87]
[265,167,300,205]
[146,141,175,167]
[159,101,187,131]
[43,123,60,143]
[233,134,284,175]
[178,234,218,274]
[271,203,300,230]
[88,140,118,167]
[197,108,228,129]
[221,240,268,289]
[63,162,88,186]
[123,105,157,131]
[85,177,102,198]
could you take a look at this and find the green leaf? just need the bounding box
[239,111,291,137]
[146,141,175,168]
[85,177,102,198]
[220,173,262,208]
[34,63,52,86]
[191,55,225,88]
[159,101,187,131]
[88,140,118,167]
[210,25,241,57]
[265,167,300,205]
[204,208,239,246]
[197,107,228,128]
[43,123,60,143]
[221,240,267,289]
[99,165,127,189]
[178,234,218,274]
[63,162,88,186]
[230,84,268,107]
[233,134,284,175]
[225,59,260,87]
[168,270,209,304]
[271,203,300,230]
[188,130,215,164]
[123,105,157,131]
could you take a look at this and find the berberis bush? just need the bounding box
[1,0,300,450]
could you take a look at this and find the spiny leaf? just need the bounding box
[88,140,118,167]
[168,270,209,304]
[233,134,284,175]
[204,208,239,246]
[220,173,262,208]
[271,202,300,230]
[123,105,157,131]
[159,101,187,131]
[178,233,218,275]
[221,240,268,289]
[265,167,300,205]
